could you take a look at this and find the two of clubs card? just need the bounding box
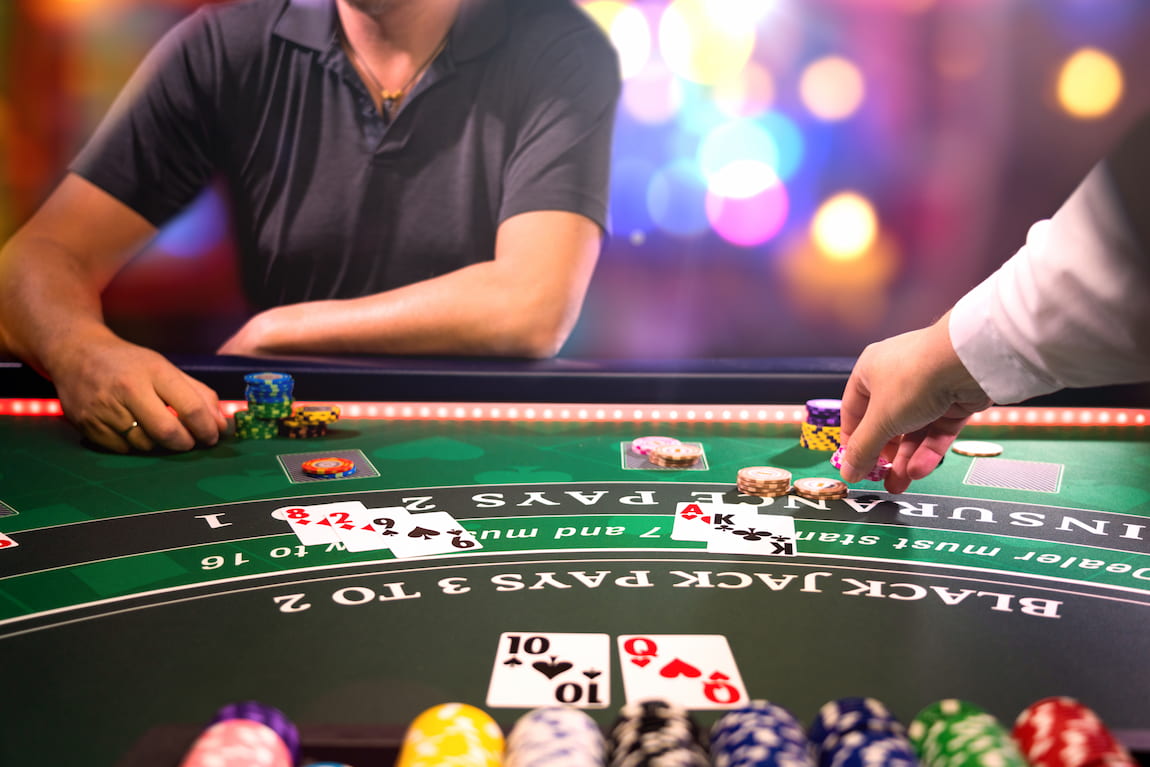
[486,632,748,710]
[272,500,481,558]
[672,502,798,556]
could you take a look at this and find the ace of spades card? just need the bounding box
[617,634,748,709]
[486,632,611,709]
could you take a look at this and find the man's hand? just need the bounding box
[48,335,226,453]
[839,313,993,493]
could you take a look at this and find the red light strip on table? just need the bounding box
[3,399,1148,426]
[0,399,64,416]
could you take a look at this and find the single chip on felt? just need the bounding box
[951,440,1004,457]
[301,456,356,478]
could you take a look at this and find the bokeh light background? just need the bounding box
[2,0,1150,358]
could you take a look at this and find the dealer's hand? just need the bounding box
[839,312,993,493]
[48,334,226,453]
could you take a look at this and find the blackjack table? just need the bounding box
[1,356,1148,766]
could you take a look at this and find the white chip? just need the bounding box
[951,440,1004,457]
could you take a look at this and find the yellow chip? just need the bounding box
[398,703,504,767]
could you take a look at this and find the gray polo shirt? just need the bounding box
[71,0,620,308]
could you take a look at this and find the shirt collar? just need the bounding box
[273,0,507,60]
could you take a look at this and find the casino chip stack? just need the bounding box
[737,467,792,497]
[397,702,504,767]
[801,400,843,452]
[649,443,704,469]
[710,700,814,767]
[178,701,298,767]
[280,404,341,439]
[1012,697,1137,767]
[809,697,916,767]
[609,699,709,767]
[909,699,1026,767]
[235,372,294,440]
[506,706,606,767]
[793,477,849,502]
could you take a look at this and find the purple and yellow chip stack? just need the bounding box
[179,701,299,767]
[280,404,341,439]
[800,399,842,452]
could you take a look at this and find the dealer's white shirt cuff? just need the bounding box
[949,163,1150,404]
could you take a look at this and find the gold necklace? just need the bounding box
[342,29,448,119]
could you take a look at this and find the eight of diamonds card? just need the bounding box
[487,632,611,708]
[272,500,365,546]
[617,634,748,709]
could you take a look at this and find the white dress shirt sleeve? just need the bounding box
[948,162,1150,404]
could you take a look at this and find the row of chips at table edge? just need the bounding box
[174,696,1136,767]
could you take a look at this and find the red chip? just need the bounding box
[301,457,355,476]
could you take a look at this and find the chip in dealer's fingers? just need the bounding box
[951,440,1004,457]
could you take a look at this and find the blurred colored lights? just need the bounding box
[706,173,788,247]
[582,1,651,80]
[799,56,865,122]
[712,62,775,119]
[622,61,684,125]
[811,192,878,262]
[1057,48,1123,120]
[29,0,126,24]
[647,159,710,236]
[698,119,778,197]
[659,0,757,85]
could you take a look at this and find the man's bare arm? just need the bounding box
[217,209,602,359]
[0,173,226,452]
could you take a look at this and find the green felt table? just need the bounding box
[1,404,1148,765]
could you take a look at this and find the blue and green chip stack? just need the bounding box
[235,372,294,439]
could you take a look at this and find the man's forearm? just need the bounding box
[221,210,603,359]
[227,257,581,358]
[0,236,120,376]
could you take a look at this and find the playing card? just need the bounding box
[617,634,747,709]
[706,509,796,556]
[0,531,17,550]
[388,511,481,559]
[671,502,718,542]
[273,501,366,546]
[327,506,411,553]
[487,632,610,709]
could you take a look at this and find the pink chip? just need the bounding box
[630,435,681,456]
[830,445,892,482]
[179,720,292,767]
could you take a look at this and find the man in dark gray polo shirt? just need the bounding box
[0,0,620,453]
